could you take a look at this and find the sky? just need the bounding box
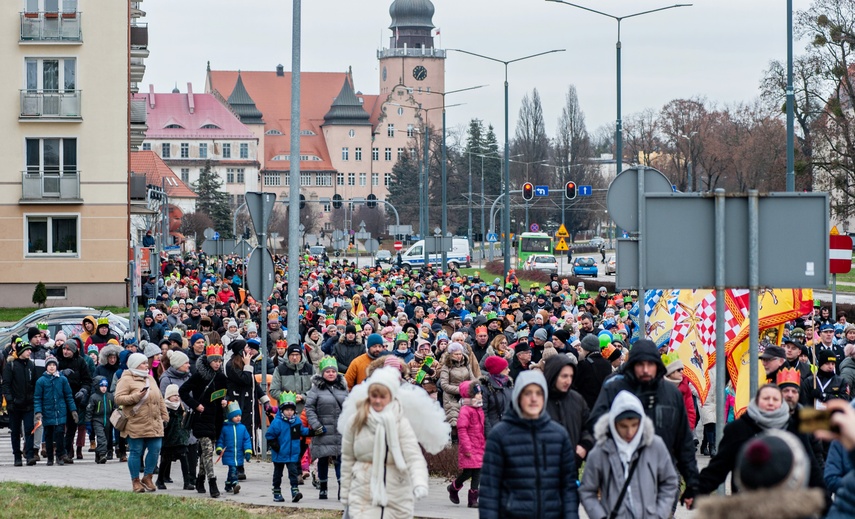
[143,0,815,145]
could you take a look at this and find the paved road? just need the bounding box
[0,429,700,518]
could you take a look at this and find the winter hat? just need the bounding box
[581,334,601,353]
[246,322,258,334]
[167,349,190,368]
[447,342,465,355]
[279,391,297,409]
[319,356,338,373]
[365,367,401,400]
[345,324,357,335]
[54,331,67,343]
[229,339,247,357]
[99,378,109,388]
[226,401,242,419]
[247,337,261,350]
[510,370,548,418]
[168,331,183,344]
[27,326,41,341]
[189,332,206,345]
[662,352,684,377]
[286,344,302,357]
[735,430,810,491]
[514,341,532,354]
[164,384,180,400]
[459,380,480,399]
[484,355,508,376]
[143,341,160,359]
[366,333,384,349]
[533,328,549,342]
[126,352,147,370]
[383,356,401,370]
[45,354,58,367]
[87,345,99,355]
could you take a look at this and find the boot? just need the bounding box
[106,450,114,461]
[97,454,107,465]
[89,440,96,452]
[232,482,240,495]
[208,478,220,498]
[40,445,47,459]
[708,445,717,457]
[76,446,83,460]
[183,467,196,491]
[195,474,206,494]
[273,488,284,502]
[447,480,462,504]
[141,474,157,492]
[94,453,102,464]
[291,487,303,503]
[118,449,127,462]
[468,489,479,508]
[132,478,145,493]
[61,455,74,465]
[155,477,167,490]
[312,470,320,489]
[319,480,328,500]
[337,479,341,500]
[700,443,709,456]
[237,465,246,481]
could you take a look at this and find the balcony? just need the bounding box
[20,90,81,120]
[130,98,148,150]
[20,12,82,43]
[377,47,446,59]
[21,170,82,204]
[131,23,148,49]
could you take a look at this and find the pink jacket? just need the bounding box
[457,403,485,469]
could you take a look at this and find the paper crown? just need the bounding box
[185,329,197,338]
[226,401,242,419]
[395,332,410,343]
[96,317,110,326]
[661,352,681,367]
[776,367,801,389]
[36,321,49,331]
[205,343,224,358]
[475,326,488,335]
[319,356,338,373]
[275,339,288,349]
[279,391,297,408]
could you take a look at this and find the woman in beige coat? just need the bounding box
[439,342,477,427]
[114,352,168,494]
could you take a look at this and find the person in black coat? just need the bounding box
[479,370,579,519]
[543,355,594,470]
[587,339,699,510]
[573,334,612,410]
[56,337,93,459]
[480,356,514,438]
[1,340,37,465]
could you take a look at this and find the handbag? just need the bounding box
[181,408,195,431]
[607,451,643,519]
[111,380,150,432]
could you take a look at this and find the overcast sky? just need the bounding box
[143,0,814,144]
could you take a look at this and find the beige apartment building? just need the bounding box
[0,0,138,306]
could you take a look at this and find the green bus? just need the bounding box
[517,231,553,267]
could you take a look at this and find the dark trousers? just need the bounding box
[272,462,300,491]
[92,420,113,456]
[159,446,190,484]
[187,442,199,479]
[317,455,341,481]
[44,424,66,461]
[9,407,35,461]
[454,468,481,490]
[64,414,80,455]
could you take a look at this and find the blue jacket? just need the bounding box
[266,411,310,464]
[825,440,854,494]
[216,420,252,467]
[827,449,855,519]
[34,372,76,426]
[479,408,579,519]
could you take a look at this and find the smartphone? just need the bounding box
[797,407,840,434]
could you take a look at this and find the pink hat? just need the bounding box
[484,355,509,376]
[54,331,67,343]
[383,356,401,369]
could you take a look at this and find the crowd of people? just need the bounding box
[3,251,855,518]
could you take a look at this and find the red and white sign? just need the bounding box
[830,233,852,274]
[393,241,403,251]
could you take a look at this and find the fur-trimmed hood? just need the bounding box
[195,355,220,381]
[311,372,348,391]
[593,409,656,448]
[695,487,825,519]
[98,343,122,365]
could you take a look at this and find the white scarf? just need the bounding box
[165,399,181,411]
[609,416,645,468]
[368,401,408,507]
[130,368,149,378]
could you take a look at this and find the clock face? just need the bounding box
[412,65,427,81]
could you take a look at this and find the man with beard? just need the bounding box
[344,333,386,389]
[587,339,699,510]
[577,313,596,341]
[183,306,202,330]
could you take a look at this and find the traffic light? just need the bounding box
[366,193,377,209]
[332,194,343,209]
[565,181,577,200]
[522,182,534,201]
[299,194,306,209]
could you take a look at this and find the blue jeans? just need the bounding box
[226,465,239,486]
[127,437,162,480]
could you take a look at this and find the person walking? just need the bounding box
[2,339,37,466]
[304,356,348,500]
[34,355,76,466]
[448,380,486,508]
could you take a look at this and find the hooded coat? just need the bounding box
[439,354,477,427]
[479,372,513,438]
[270,353,314,414]
[114,369,168,439]
[479,371,579,519]
[543,355,594,457]
[94,343,122,381]
[333,336,364,373]
[178,356,228,439]
[34,370,75,426]
[304,373,348,460]
[579,391,679,519]
[84,376,115,427]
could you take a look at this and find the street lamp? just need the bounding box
[546,1,692,175]
[679,131,698,192]
[450,48,565,278]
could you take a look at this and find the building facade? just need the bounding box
[0,0,135,306]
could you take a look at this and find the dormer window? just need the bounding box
[165,124,183,129]
[200,124,220,130]
[266,129,283,135]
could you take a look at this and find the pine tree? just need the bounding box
[192,160,233,237]
[32,281,47,308]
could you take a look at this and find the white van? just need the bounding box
[399,238,471,269]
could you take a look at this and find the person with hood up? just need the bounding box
[448,380,486,508]
[84,317,118,350]
[56,336,92,460]
[84,376,114,464]
[157,349,197,488]
[479,370,579,519]
[479,355,513,437]
[543,354,594,469]
[588,339,699,510]
[580,390,679,519]
[333,324,364,374]
[34,355,77,466]
[303,327,325,371]
[573,334,612,410]
[94,341,122,382]
[79,315,97,344]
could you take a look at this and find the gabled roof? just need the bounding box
[227,72,264,124]
[323,75,372,126]
[130,151,198,199]
[137,91,256,140]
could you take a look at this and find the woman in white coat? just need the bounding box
[339,367,430,519]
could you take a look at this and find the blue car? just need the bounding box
[573,256,598,277]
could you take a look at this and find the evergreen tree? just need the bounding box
[192,160,233,237]
[32,281,47,308]
[387,149,421,229]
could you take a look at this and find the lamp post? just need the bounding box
[679,131,698,192]
[546,1,691,174]
[450,48,565,278]
[786,0,794,192]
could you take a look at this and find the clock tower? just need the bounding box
[378,0,445,110]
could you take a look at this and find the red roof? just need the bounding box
[130,151,198,199]
[136,91,255,140]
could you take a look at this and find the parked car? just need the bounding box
[0,307,129,347]
[605,255,616,275]
[524,254,559,274]
[573,256,599,277]
[588,236,606,248]
[308,245,326,257]
[375,250,393,264]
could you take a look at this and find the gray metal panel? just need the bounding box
[644,194,715,288]
[425,237,453,254]
[616,239,638,289]
[606,166,672,232]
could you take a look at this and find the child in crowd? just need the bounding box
[84,376,114,464]
[449,380,485,508]
[34,355,77,466]
[157,384,193,490]
[266,392,311,503]
[215,402,253,494]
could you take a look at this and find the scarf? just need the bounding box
[489,373,509,387]
[746,400,790,430]
[609,416,645,466]
[165,399,181,411]
[130,368,149,378]
[367,401,407,507]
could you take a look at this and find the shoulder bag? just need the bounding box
[110,379,150,432]
[607,451,642,519]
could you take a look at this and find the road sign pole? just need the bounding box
[833,273,837,323]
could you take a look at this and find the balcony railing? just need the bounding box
[20,90,81,119]
[21,170,81,203]
[377,47,446,59]
[20,12,82,42]
[131,23,148,49]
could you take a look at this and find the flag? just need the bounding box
[435,28,441,36]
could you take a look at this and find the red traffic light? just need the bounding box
[565,181,577,200]
[522,182,534,201]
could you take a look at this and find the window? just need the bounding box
[372,147,379,161]
[180,143,189,158]
[266,129,282,135]
[387,124,395,137]
[348,173,355,186]
[263,171,281,186]
[397,148,404,160]
[236,194,245,206]
[359,173,366,186]
[384,173,391,187]
[317,172,332,186]
[222,143,231,158]
[322,202,331,212]
[409,148,417,158]
[141,142,151,151]
[341,147,349,161]
[324,222,333,231]
[25,57,76,93]
[283,174,290,186]
[180,168,189,183]
[199,143,208,158]
[299,129,316,136]
[300,171,311,186]
[226,169,236,184]
[407,124,414,137]
[385,148,392,161]
[27,138,76,175]
[372,173,379,186]
[201,124,220,129]
[161,143,170,158]
[239,143,249,159]
[397,107,404,116]
[355,147,362,161]
[337,172,345,186]
[348,129,356,138]
[26,215,78,255]
[236,169,244,183]
[165,124,183,129]
[45,286,67,299]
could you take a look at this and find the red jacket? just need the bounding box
[457,403,485,469]
[676,376,697,429]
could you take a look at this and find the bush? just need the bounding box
[425,443,458,479]
[32,281,47,308]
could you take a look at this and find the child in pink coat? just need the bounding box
[448,380,485,508]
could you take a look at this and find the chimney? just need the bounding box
[276,64,284,76]
[187,82,195,114]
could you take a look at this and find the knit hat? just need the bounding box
[54,331,67,343]
[447,342,465,355]
[735,430,809,491]
[167,349,190,368]
[286,344,302,357]
[514,341,531,354]
[229,339,247,357]
[581,334,600,353]
[168,331,183,344]
[366,333,384,349]
[533,328,548,341]
[99,378,109,388]
[319,356,338,373]
[189,332,206,345]
[247,337,261,350]
[143,341,160,358]
[45,354,58,367]
[226,401,242,419]
[279,391,297,409]
[87,345,99,355]
[164,384,180,400]
[510,371,548,418]
[365,367,401,400]
[246,322,258,334]
[126,352,147,370]
[27,326,41,341]
[662,352,684,376]
[383,356,401,370]
[345,324,357,335]
[459,380,480,398]
[15,339,32,356]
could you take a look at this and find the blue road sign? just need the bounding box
[530,223,540,232]
[578,185,593,196]
[672,185,678,192]
[212,232,220,241]
[534,185,549,197]
[487,233,499,242]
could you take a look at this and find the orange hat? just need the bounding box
[205,343,224,360]
[276,339,288,350]
[475,325,488,335]
[776,367,801,390]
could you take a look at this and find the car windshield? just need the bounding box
[520,237,551,253]
[534,256,555,263]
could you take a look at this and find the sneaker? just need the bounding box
[14,459,23,467]
[291,490,303,503]
[58,458,65,466]
[273,492,284,502]
[232,484,240,495]
[46,460,54,467]
[26,458,36,466]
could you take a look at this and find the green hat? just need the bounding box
[396,332,410,344]
[814,299,821,308]
[319,356,338,373]
[279,391,297,408]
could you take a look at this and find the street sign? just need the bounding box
[534,185,549,197]
[393,241,403,251]
[578,185,592,197]
[332,230,344,241]
[830,231,853,274]
[203,228,215,240]
[364,239,380,253]
[245,192,277,234]
[530,223,540,232]
[556,224,569,238]
[607,166,672,232]
[247,247,275,300]
[355,231,371,240]
[555,238,569,252]
[487,233,499,243]
[212,231,220,241]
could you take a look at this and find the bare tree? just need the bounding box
[623,108,661,167]
[178,212,215,246]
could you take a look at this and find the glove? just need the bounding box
[680,486,697,508]
[413,485,429,501]
[34,413,42,423]
[71,411,78,423]
[244,451,252,462]
[215,447,223,455]
[61,369,73,377]
[264,403,277,415]
[422,365,435,376]
[314,426,326,436]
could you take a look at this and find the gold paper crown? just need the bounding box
[96,317,110,326]
[205,343,224,358]
[776,367,801,388]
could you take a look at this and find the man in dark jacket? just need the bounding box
[587,339,700,510]
[573,334,612,409]
[56,337,93,459]
[333,325,364,373]
[544,354,594,470]
[1,340,37,466]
